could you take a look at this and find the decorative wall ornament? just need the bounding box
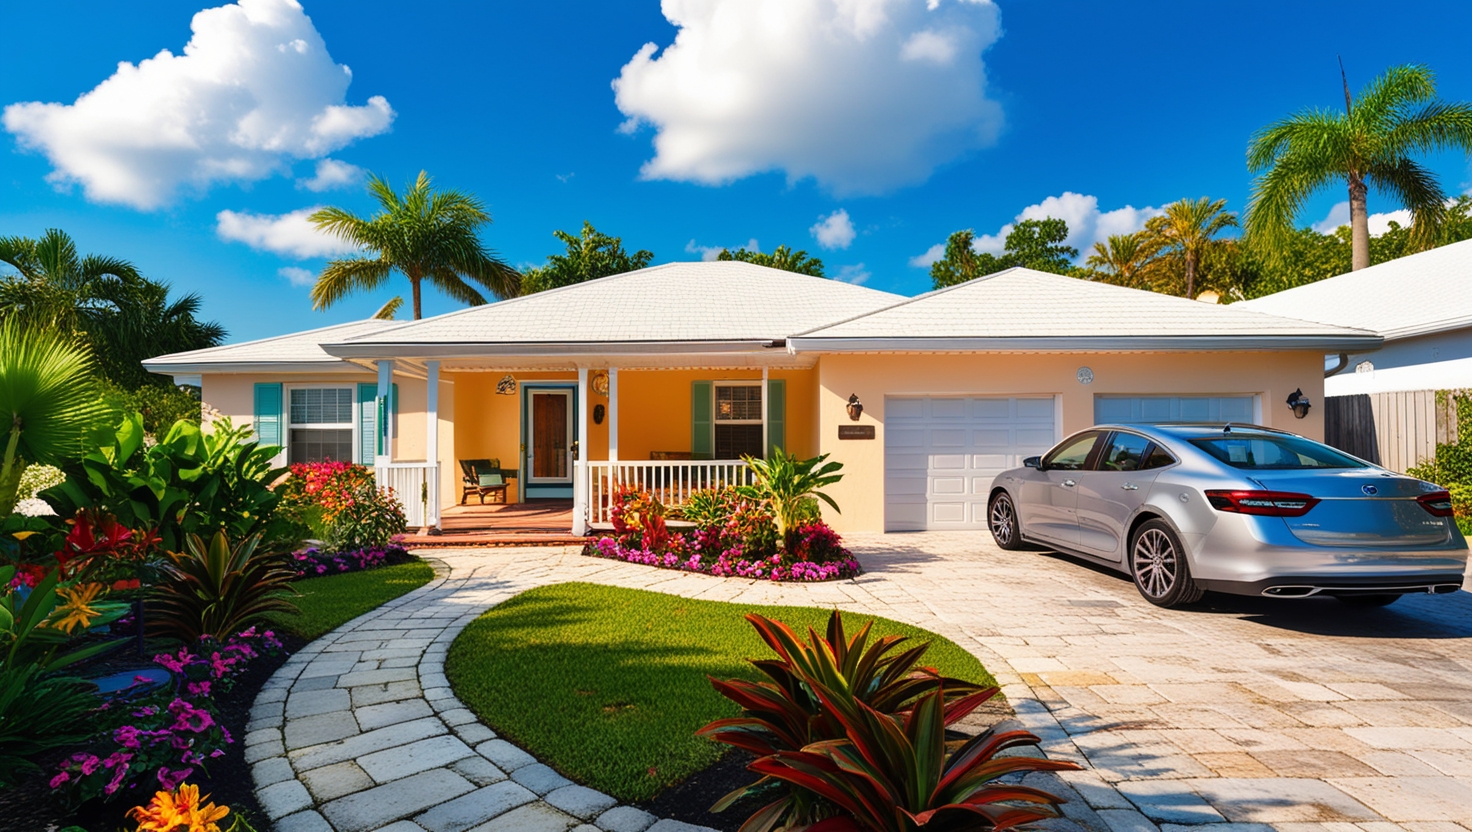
[845,394,864,421]
[1076,367,1094,385]
[591,371,609,397]
[496,374,517,395]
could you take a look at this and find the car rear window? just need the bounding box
[1189,435,1366,470]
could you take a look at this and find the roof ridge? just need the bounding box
[149,318,388,360]
[792,267,1018,336]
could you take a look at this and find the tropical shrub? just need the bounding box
[609,486,675,553]
[1,563,131,673]
[148,531,298,641]
[98,379,203,438]
[738,452,844,537]
[0,664,99,787]
[700,612,1075,831]
[0,319,113,515]
[47,414,290,555]
[278,461,407,550]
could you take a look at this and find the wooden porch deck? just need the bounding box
[396,500,584,547]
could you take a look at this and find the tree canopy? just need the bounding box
[929,218,1077,289]
[520,221,654,295]
[310,171,520,319]
[717,245,825,277]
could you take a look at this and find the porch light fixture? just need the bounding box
[1286,388,1311,419]
[846,394,864,421]
[496,374,517,395]
[591,371,609,397]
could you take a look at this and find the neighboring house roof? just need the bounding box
[789,267,1381,352]
[1236,238,1472,341]
[323,261,904,359]
[143,319,398,374]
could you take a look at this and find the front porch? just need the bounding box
[396,501,582,547]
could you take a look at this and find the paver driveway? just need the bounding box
[251,533,1472,832]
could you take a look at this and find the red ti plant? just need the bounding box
[55,509,160,584]
[699,612,1030,830]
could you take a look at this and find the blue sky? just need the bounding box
[3,0,1470,342]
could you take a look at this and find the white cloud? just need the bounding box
[685,238,760,261]
[909,191,1163,267]
[1312,201,1424,235]
[216,207,359,258]
[810,209,857,250]
[278,266,316,287]
[2,0,393,209]
[297,158,363,192]
[835,263,871,285]
[612,0,1003,195]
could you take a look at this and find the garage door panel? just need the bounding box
[886,396,1058,531]
[1094,395,1256,425]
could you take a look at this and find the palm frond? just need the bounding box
[426,268,489,307]
[373,296,405,320]
[310,258,394,311]
[1368,156,1448,251]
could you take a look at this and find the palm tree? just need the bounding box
[717,244,826,277]
[1084,233,1160,289]
[1143,198,1238,299]
[0,320,111,514]
[0,229,140,328]
[1246,64,1472,271]
[310,171,520,319]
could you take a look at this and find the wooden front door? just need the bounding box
[527,390,572,483]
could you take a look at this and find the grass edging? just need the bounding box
[266,559,437,641]
[445,581,996,803]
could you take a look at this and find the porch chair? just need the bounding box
[459,458,508,505]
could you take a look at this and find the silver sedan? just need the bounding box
[986,423,1468,608]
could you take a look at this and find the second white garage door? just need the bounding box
[885,397,1058,531]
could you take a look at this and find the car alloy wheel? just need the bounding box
[1129,519,1203,608]
[989,493,1023,550]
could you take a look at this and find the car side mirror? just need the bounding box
[1024,456,1042,470]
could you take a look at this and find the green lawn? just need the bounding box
[267,560,436,641]
[444,582,995,802]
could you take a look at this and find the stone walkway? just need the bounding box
[250,534,1472,831]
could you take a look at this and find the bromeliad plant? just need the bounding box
[699,612,1075,831]
[738,452,843,538]
[148,531,298,641]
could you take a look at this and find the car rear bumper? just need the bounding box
[1197,573,1466,598]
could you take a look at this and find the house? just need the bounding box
[143,262,1377,535]
[1237,237,1472,396]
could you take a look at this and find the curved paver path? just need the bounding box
[250,534,1472,832]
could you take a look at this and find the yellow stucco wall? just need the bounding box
[814,351,1327,534]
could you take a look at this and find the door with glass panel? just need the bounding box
[524,387,574,498]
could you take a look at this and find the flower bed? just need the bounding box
[290,543,414,578]
[581,484,861,583]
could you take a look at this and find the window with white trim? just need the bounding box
[287,387,355,463]
[714,383,764,459]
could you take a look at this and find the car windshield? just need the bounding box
[1189,434,1366,470]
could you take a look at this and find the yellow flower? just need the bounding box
[129,784,230,832]
[46,582,106,635]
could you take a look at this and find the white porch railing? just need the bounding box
[587,460,752,527]
[375,462,441,529]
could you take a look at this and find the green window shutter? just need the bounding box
[691,380,713,460]
[253,383,283,448]
[357,383,378,464]
[767,379,786,457]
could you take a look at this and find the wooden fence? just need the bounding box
[1324,390,1458,473]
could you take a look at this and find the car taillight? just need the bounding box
[1205,490,1320,517]
[1417,490,1455,518]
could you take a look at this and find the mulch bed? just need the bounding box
[0,629,308,832]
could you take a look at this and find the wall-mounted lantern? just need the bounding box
[846,394,864,422]
[1286,388,1312,419]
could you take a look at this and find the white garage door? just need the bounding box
[885,397,1058,531]
[1094,395,1256,424]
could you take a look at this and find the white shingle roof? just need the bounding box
[142,319,396,371]
[1236,238,1472,340]
[790,267,1380,351]
[326,261,902,357]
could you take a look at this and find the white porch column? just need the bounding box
[761,365,769,457]
[425,360,440,530]
[375,359,394,465]
[573,366,590,536]
[608,367,619,463]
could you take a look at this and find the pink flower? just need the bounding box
[49,772,69,789]
[157,766,192,791]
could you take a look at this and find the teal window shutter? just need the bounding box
[253,383,283,448]
[691,380,713,460]
[767,379,786,457]
[357,383,377,464]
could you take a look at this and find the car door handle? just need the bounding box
[1121,483,1139,491]
[1062,479,1076,487]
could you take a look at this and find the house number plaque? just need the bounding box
[838,425,875,440]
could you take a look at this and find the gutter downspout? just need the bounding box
[1324,353,1350,378]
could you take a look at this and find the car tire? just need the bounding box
[1334,593,1402,608]
[1129,519,1203,608]
[988,492,1024,550]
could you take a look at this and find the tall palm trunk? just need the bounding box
[1348,173,1371,271]
[411,277,423,320]
[1184,250,1197,299]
